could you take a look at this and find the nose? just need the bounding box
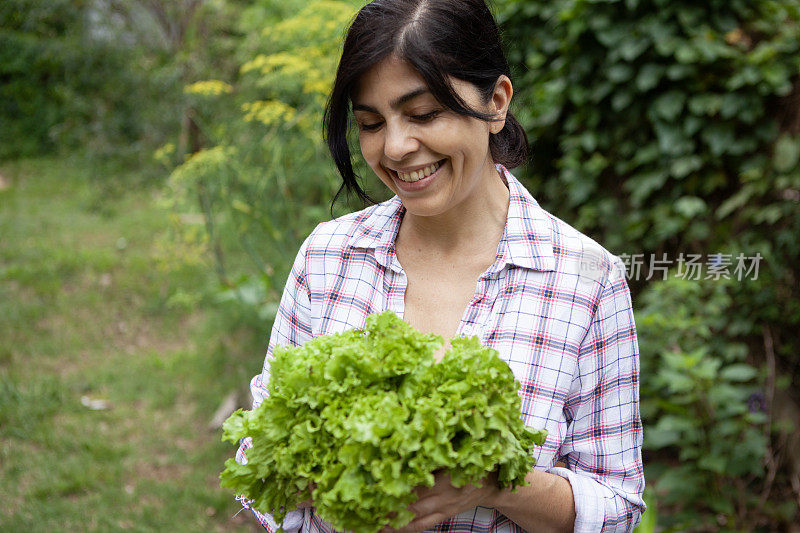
[383,120,418,162]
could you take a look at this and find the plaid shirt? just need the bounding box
[236,165,645,532]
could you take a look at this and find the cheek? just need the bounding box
[428,117,489,155]
[358,135,381,166]
[358,136,393,185]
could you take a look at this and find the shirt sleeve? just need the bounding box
[549,257,646,532]
[233,235,315,532]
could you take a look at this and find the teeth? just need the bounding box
[395,161,442,182]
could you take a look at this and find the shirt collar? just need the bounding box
[346,164,555,273]
[346,196,404,270]
[495,164,556,273]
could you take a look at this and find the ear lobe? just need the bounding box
[490,117,506,134]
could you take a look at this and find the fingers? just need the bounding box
[407,493,440,517]
[387,472,495,532]
[293,480,317,509]
[413,470,452,499]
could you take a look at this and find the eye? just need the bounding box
[358,121,383,132]
[411,110,440,122]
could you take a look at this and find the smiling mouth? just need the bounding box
[388,159,446,182]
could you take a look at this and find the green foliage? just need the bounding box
[220,312,546,532]
[1,1,98,156]
[163,0,366,305]
[0,0,177,160]
[0,0,251,166]
[636,276,770,529]
[497,0,800,253]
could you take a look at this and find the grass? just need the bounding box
[0,156,266,531]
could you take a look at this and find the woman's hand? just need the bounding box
[294,482,316,509]
[295,497,314,509]
[383,471,501,532]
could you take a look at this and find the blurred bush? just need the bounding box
[0,0,246,166]
[498,0,800,254]
[0,0,147,158]
[162,0,365,316]
[636,277,783,529]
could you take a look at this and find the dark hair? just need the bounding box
[323,0,529,205]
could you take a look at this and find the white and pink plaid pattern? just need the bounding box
[236,165,645,532]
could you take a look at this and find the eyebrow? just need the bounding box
[352,87,430,113]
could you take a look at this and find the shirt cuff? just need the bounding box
[259,509,304,533]
[238,495,305,533]
[549,466,604,533]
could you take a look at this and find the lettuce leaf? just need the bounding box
[220,311,547,532]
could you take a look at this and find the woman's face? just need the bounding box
[352,55,509,219]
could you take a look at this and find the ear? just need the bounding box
[489,75,513,134]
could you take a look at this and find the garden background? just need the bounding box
[1,0,798,531]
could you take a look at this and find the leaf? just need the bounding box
[221,409,249,443]
[606,64,634,83]
[618,35,651,62]
[719,363,758,382]
[674,196,707,217]
[654,465,704,502]
[626,170,669,206]
[595,25,628,48]
[636,63,665,92]
[715,185,755,219]
[773,134,800,172]
[688,93,722,116]
[670,156,703,179]
[652,91,686,121]
[698,453,727,474]
[654,121,694,155]
[701,123,735,156]
[645,427,681,449]
[612,90,634,111]
[675,43,699,63]
[653,414,696,435]
[709,495,735,515]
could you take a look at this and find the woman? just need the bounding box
[236,0,645,531]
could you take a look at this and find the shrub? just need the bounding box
[635,277,774,529]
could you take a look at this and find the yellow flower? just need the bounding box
[184,80,234,96]
[241,100,297,126]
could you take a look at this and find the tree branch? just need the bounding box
[757,325,778,511]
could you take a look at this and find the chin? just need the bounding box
[397,196,453,218]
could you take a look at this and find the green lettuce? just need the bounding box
[220,311,547,532]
